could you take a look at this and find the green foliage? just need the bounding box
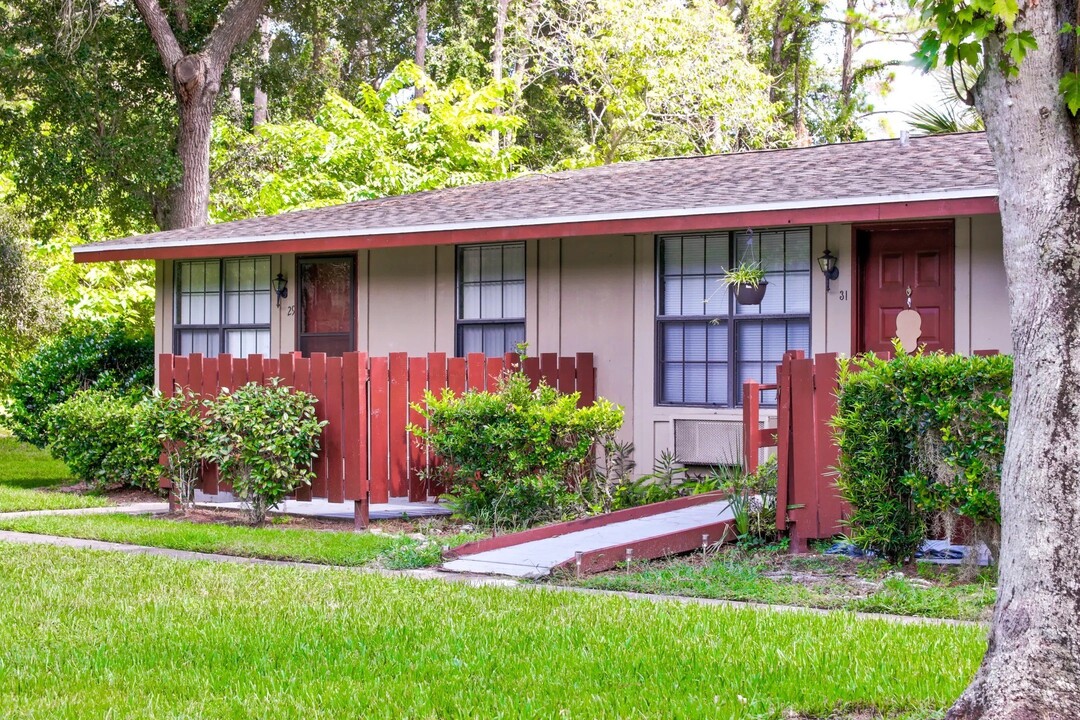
[7,322,154,448]
[527,0,785,163]
[597,448,735,511]
[910,0,1078,115]
[724,456,780,547]
[411,371,624,531]
[137,389,208,510]
[0,208,61,392]
[834,350,1010,562]
[721,261,767,288]
[203,380,326,525]
[45,390,159,491]
[211,63,522,221]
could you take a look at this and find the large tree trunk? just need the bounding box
[947,0,1080,717]
[132,0,266,229]
[169,55,220,229]
[839,0,856,105]
[253,15,272,127]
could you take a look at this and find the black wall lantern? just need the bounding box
[817,248,839,292]
[273,273,289,307]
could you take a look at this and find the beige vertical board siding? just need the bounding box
[155,260,170,358]
[954,218,973,356]
[271,254,297,356]
[434,245,456,354]
[525,240,540,350]
[367,246,438,355]
[557,235,636,442]
[536,238,561,355]
[969,213,1011,354]
[632,234,658,470]
[819,223,854,355]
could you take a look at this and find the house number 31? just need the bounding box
[838,290,849,301]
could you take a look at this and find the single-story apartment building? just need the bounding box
[75,131,1007,470]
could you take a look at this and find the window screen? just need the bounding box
[456,243,526,356]
[657,229,810,407]
[175,257,271,358]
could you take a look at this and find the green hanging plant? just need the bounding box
[721,261,767,288]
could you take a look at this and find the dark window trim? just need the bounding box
[173,256,272,356]
[653,230,812,409]
[454,242,526,357]
[296,254,358,357]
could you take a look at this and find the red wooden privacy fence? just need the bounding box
[743,351,845,552]
[158,351,597,526]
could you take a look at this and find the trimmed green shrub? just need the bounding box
[833,349,1010,563]
[411,371,624,531]
[8,322,154,447]
[46,389,160,490]
[203,380,325,524]
[137,389,208,510]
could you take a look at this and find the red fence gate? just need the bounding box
[742,351,846,551]
[158,351,596,526]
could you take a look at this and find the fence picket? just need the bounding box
[408,356,428,502]
[369,356,390,504]
[309,353,328,498]
[325,356,345,504]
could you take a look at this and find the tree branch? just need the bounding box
[206,0,267,71]
[130,0,184,80]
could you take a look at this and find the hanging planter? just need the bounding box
[732,278,769,305]
[722,228,769,306]
[722,262,769,306]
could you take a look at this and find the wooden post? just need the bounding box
[743,380,761,474]
[353,494,370,530]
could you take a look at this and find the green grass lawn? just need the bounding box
[0,542,985,719]
[0,437,110,512]
[0,437,73,488]
[0,512,410,566]
[575,550,997,622]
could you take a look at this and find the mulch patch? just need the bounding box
[45,482,163,505]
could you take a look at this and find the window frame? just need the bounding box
[454,242,527,357]
[173,256,272,358]
[654,230,812,409]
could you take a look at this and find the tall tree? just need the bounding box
[913,0,1080,716]
[252,15,272,127]
[131,0,266,228]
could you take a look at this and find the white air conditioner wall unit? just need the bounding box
[673,419,744,466]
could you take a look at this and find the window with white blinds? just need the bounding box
[657,229,811,407]
[174,257,271,358]
[456,243,526,357]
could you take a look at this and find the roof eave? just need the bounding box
[73,190,1001,263]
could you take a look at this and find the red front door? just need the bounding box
[857,223,955,354]
[298,256,357,357]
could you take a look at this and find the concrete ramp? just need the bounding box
[443,493,735,579]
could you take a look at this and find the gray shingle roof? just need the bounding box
[76,132,997,258]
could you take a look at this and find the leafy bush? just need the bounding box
[723,456,779,547]
[597,448,727,512]
[46,390,160,490]
[138,389,208,510]
[833,349,1010,563]
[411,371,624,531]
[203,380,325,524]
[8,322,154,447]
